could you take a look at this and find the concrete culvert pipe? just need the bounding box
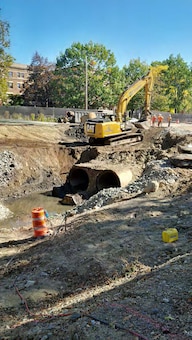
[69,168,89,192]
[96,169,132,191]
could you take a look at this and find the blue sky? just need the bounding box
[1,0,192,68]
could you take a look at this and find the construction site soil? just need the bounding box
[0,121,192,340]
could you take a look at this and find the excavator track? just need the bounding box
[89,132,143,146]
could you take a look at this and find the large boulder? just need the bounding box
[178,144,192,154]
[170,153,192,168]
[134,120,151,130]
[143,180,159,194]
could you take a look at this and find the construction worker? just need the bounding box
[157,114,163,127]
[151,114,157,127]
[167,114,172,127]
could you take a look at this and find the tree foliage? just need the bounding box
[161,54,192,113]
[54,41,124,109]
[23,52,56,107]
[124,56,192,114]
[12,41,192,114]
[122,59,170,114]
[8,94,24,106]
[0,10,13,103]
[122,59,149,113]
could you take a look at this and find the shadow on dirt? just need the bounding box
[0,193,191,339]
[1,248,191,339]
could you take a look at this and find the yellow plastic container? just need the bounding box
[162,228,178,243]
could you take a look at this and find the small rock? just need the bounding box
[143,180,159,193]
[25,280,35,288]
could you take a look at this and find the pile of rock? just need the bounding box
[65,125,88,142]
[0,151,18,220]
[0,151,16,187]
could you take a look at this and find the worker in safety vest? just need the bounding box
[151,114,157,127]
[167,114,172,127]
[157,114,163,127]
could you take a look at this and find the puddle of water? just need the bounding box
[0,191,70,229]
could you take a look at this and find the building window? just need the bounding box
[8,71,13,78]
[17,82,23,88]
[17,72,25,78]
[8,82,13,88]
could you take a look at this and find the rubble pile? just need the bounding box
[0,151,17,220]
[0,151,16,187]
[157,127,192,149]
[123,159,178,194]
[65,124,87,142]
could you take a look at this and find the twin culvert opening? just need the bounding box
[68,165,132,195]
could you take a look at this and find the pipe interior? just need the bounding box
[96,170,120,191]
[69,168,89,191]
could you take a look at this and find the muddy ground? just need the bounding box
[0,121,192,340]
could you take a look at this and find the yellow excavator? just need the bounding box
[84,65,168,146]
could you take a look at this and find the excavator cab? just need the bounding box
[101,113,116,122]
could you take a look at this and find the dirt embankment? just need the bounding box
[0,122,192,340]
[0,124,88,199]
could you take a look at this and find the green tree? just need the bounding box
[54,41,124,109]
[122,59,149,113]
[23,52,55,107]
[0,10,13,104]
[122,59,169,114]
[150,60,170,112]
[8,94,24,106]
[162,54,192,113]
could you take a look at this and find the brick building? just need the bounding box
[7,63,29,96]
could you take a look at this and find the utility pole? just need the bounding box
[85,56,88,110]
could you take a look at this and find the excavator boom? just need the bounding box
[116,65,168,122]
[116,77,149,121]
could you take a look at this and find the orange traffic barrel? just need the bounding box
[32,207,48,237]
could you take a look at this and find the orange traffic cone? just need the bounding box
[32,207,48,237]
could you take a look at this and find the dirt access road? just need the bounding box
[0,121,192,340]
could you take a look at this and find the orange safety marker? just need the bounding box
[32,207,48,237]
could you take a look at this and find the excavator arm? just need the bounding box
[116,65,168,122]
